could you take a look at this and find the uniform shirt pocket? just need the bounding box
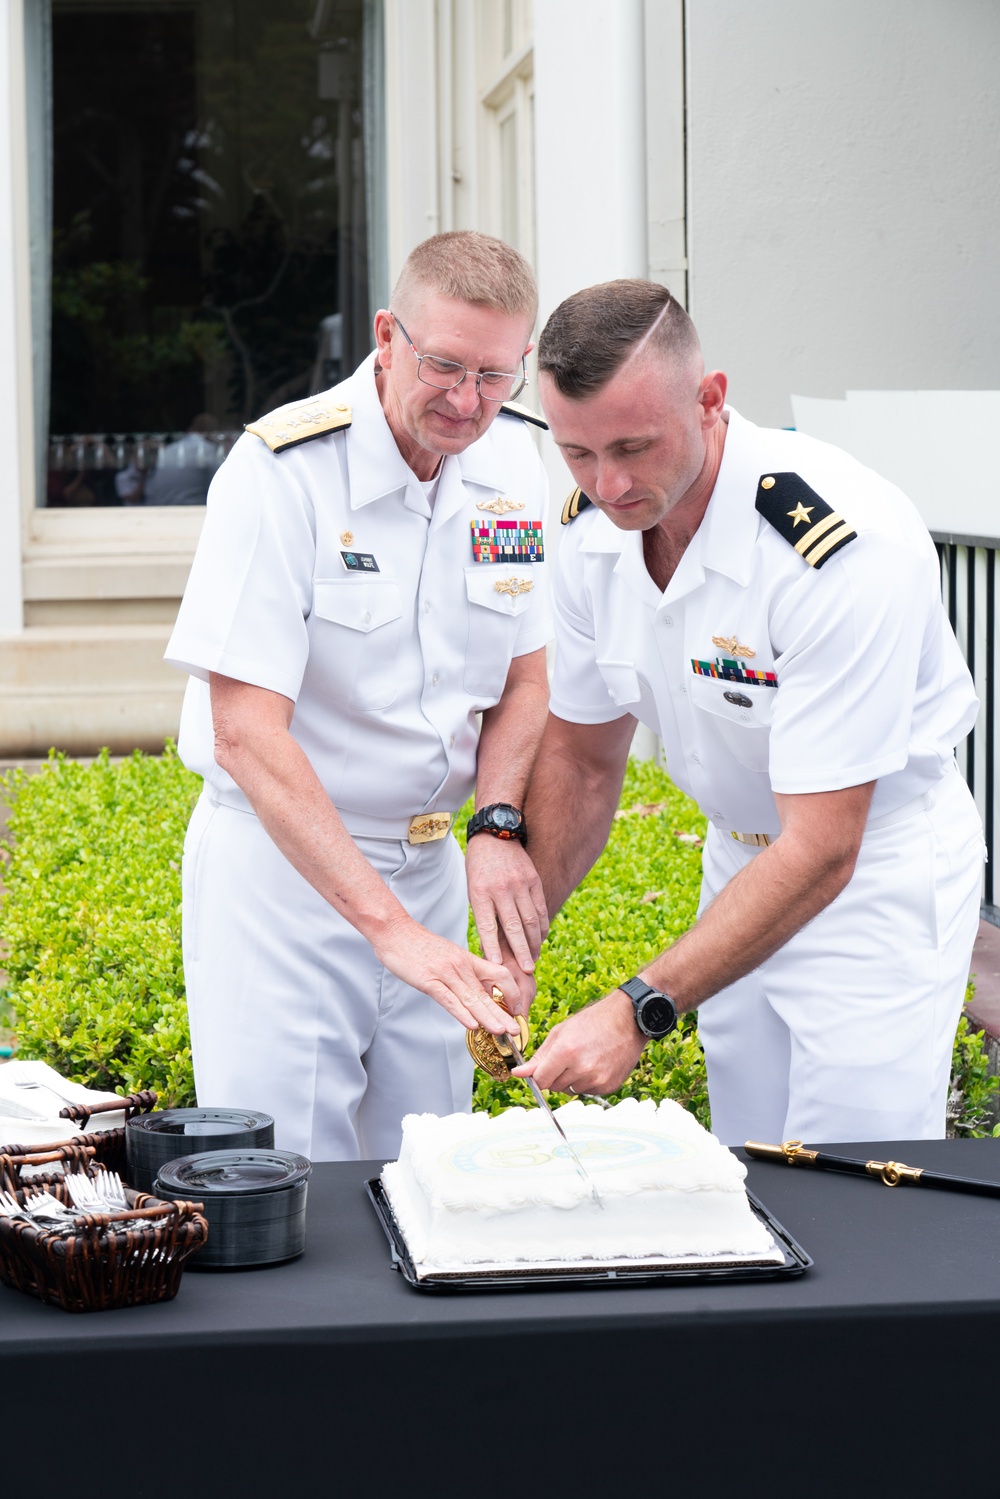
[463,564,535,699]
[311,577,404,710]
[689,672,774,773]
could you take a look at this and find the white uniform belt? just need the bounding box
[205,789,455,844]
[722,774,951,850]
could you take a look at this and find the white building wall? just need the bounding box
[685,0,1000,427]
[533,0,652,507]
[533,0,648,316]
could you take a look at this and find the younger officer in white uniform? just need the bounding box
[514,279,983,1146]
[166,233,552,1161]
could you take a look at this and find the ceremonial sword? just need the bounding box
[491,1025,605,1210]
[746,1139,1000,1199]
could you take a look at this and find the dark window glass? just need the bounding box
[46,0,369,507]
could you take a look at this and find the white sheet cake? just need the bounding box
[381,1097,779,1270]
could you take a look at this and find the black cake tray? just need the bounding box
[365,1178,812,1294]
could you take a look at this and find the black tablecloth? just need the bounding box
[4,1139,1000,1499]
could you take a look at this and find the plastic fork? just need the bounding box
[64,1170,128,1215]
[0,1187,80,1235]
[0,1187,31,1221]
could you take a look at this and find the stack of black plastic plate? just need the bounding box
[125,1108,274,1194]
[153,1150,311,1268]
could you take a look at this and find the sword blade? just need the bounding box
[502,1033,604,1210]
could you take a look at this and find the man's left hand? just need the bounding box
[465,834,548,977]
[511,987,645,1095]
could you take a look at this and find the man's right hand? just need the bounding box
[373,917,524,1033]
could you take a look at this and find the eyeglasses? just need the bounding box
[391,313,527,402]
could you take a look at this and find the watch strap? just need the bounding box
[619,976,678,1040]
[466,803,527,845]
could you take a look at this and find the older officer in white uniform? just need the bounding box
[166,232,552,1161]
[514,278,984,1146]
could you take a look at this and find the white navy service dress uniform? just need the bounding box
[166,352,551,1161]
[551,408,984,1145]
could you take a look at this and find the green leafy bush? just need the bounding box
[461,757,711,1125]
[0,747,201,1106]
[949,1005,1000,1137]
[1,748,996,1137]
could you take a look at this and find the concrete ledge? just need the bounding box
[0,625,184,755]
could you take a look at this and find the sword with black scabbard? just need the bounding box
[746,1139,1000,1199]
[466,988,604,1209]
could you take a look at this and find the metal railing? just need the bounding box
[934,534,998,925]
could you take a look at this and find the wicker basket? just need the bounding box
[0,1141,99,1194]
[0,1090,158,1181]
[0,1147,208,1313]
[58,1089,159,1175]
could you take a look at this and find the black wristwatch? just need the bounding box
[466,802,527,846]
[619,977,678,1041]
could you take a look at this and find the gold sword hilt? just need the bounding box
[744,1140,819,1165]
[465,986,530,1079]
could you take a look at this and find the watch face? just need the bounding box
[492,806,520,831]
[640,996,676,1036]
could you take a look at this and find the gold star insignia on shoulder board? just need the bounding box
[755,472,858,570]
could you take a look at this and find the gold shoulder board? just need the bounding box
[246,398,353,454]
[561,486,594,525]
[755,472,857,569]
[499,399,548,430]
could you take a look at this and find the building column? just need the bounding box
[383,0,440,287]
[0,0,29,635]
[533,0,648,322]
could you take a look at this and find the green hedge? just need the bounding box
[0,748,200,1106]
[1,747,996,1135]
[462,757,711,1124]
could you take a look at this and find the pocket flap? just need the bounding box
[313,578,403,633]
[597,659,642,708]
[464,564,535,615]
[689,671,774,727]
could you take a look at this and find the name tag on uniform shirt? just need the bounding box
[341,550,380,573]
[471,519,544,563]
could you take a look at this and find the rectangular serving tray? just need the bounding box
[365,1177,812,1294]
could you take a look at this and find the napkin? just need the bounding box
[0,1060,126,1146]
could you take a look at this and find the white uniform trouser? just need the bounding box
[696,765,985,1146]
[181,793,474,1162]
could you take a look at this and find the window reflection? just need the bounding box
[44,0,369,507]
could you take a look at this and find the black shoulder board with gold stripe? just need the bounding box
[245,398,352,454]
[755,472,858,569]
[561,487,594,525]
[499,399,548,430]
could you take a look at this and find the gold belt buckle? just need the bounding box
[732,830,773,848]
[407,812,454,845]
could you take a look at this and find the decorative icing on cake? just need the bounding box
[381,1097,778,1269]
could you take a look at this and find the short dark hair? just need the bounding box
[538,279,699,398]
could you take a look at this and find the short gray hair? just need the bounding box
[538,279,699,398]
[391,232,538,326]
